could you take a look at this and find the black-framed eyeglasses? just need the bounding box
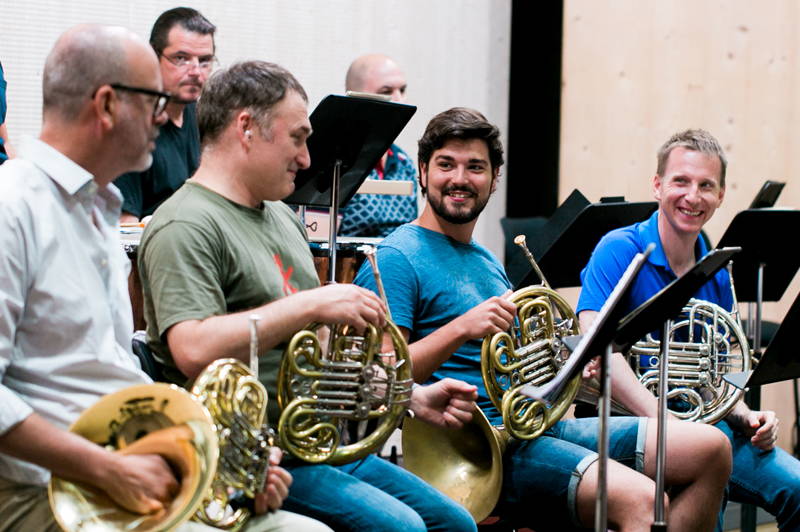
[160,53,217,71]
[110,83,171,118]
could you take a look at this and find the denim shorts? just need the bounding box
[498,416,647,530]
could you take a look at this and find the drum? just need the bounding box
[309,237,381,284]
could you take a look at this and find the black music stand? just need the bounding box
[523,245,652,532]
[715,210,800,413]
[749,180,785,209]
[614,247,742,349]
[725,289,800,389]
[284,94,416,282]
[724,290,800,468]
[525,246,739,532]
[716,206,800,531]
[515,190,657,289]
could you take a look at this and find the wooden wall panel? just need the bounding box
[561,0,800,454]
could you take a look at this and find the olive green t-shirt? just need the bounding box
[139,181,319,421]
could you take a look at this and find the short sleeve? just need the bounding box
[577,233,639,314]
[353,245,419,331]
[140,221,228,337]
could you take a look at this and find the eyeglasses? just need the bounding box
[110,84,171,118]
[161,53,217,71]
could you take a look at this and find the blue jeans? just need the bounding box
[714,420,800,531]
[498,416,647,531]
[283,454,476,532]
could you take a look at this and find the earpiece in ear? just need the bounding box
[245,130,253,139]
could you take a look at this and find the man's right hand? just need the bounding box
[303,284,387,330]
[455,290,516,340]
[98,453,179,514]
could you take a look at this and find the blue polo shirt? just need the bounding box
[577,210,733,321]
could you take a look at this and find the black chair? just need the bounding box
[131,330,166,382]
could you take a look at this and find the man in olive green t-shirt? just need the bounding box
[138,60,480,532]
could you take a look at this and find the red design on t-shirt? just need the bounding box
[273,254,297,296]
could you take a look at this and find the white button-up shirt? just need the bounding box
[0,137,150,485]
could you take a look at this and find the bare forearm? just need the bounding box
[579,310,659,417]
[0,413,115,486]
[168,293,318,379]
[608,352,661,417]
[408,321,470,382]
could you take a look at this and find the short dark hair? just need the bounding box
[656,129,727,188]
[417,107,504,192]
[149,7,216,56]
[197,60,308,144]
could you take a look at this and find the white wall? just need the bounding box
[0,0,511,257]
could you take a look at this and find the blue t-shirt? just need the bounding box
[577,210,733,321]
[353,223,511,423]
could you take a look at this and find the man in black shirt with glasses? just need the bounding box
[115,7,216,222]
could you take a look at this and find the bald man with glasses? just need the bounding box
[115,7,217,222]
[0,24,174,531]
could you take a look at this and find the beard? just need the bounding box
[427,184,490,224]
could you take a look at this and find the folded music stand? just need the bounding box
[515,190,657,289]
[285,94,416,282]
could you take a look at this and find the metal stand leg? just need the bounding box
[741,263,765,532]
[651,320,670,532]
[327,160,342,284]
[595,345,611,532]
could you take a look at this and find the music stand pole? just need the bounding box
[741,263,765,532]
[651,319,670,531]
[595,344,611,532]
[327,160,342,284]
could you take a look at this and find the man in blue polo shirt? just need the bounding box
[578,128,800,530]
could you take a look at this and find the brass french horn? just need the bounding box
[191,357,272,529]
[52,315,276,532]
[403,235,579,522]
[481,235,581,440]
[276,248,414,464]
[628,292,751,424]
[49,383,219,532]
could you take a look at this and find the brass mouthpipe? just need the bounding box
[365,248,393,322]
[514,235,550,289]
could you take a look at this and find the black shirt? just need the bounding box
[114,103,200,218]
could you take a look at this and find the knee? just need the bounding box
[433,502,477,532]
[697,424,733,478]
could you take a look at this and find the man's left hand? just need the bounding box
[409,378,478,429]
[254,447,292,514]
[729,406,780,451]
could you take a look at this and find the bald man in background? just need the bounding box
[338,54,417,237]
